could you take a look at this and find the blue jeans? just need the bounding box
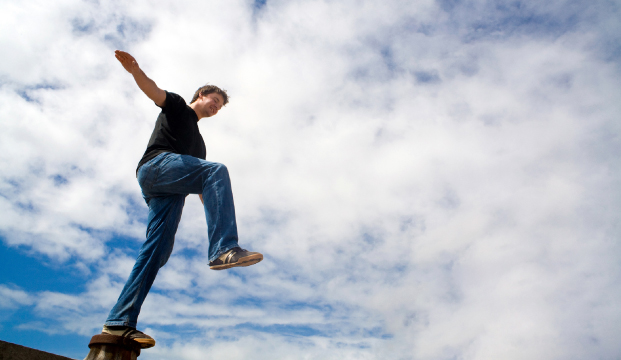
[105,152,239,328]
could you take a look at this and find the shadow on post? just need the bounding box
[84,334,141,360]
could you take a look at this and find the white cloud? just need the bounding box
[0,285,33,309]
[1,0,620,359]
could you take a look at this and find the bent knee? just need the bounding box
[212,163,229,176]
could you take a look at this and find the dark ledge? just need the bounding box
[0,339,75,360]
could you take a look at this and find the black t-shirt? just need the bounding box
[136,91,206,172]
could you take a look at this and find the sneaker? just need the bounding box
[102,325,156,348]
[209,247,263,270]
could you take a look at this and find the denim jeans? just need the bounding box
[105,152,239,328]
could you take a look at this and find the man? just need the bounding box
[101,50,262,348]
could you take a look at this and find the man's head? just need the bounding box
[190,85,229,106]
[189,84,229,119]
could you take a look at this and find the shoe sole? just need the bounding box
[210,253,263,270]
[100,332,156,349]
[134,339,156,349]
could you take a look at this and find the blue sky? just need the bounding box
[1,0,621,359]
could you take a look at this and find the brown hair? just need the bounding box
[190,84,229,105]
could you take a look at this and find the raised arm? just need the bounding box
[115,50,166,107]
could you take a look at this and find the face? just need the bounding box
[199,92,225,117]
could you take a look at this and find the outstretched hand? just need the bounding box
[114,49,166,107]
[115,50,140,74]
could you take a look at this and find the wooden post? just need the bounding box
[83,334,141,360]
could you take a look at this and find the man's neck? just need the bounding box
[189,103,204,120]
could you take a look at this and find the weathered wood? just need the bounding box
[83,335,140,360]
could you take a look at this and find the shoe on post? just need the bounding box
[209,247,263,270]
[102,325,156,348]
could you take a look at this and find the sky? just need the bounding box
[0,0,620,359]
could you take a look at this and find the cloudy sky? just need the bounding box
[1,0,620,359]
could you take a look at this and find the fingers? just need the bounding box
[115,49,131,58]
[114,50,138,72]
[115,50,134,63]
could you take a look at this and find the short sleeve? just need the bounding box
[160,91,187,117]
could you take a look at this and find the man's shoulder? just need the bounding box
[164,91,187,103]
[161,91,189,112]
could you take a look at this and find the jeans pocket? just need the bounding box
[138,163,158,192]
[139,153,171,189]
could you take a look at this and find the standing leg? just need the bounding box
[105,194,185,328]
